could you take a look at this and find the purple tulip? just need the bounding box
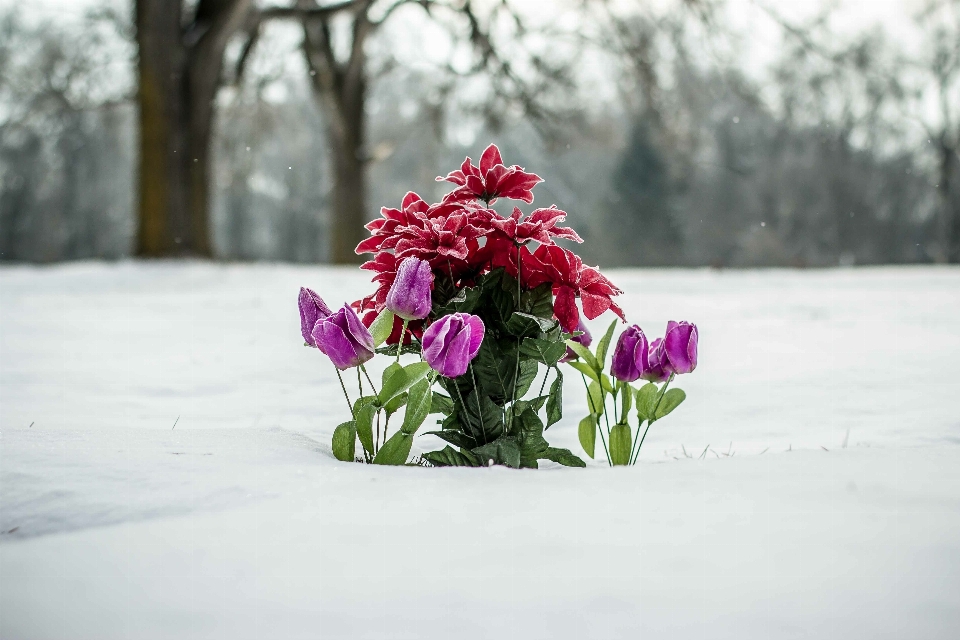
[610,325,647,382]
[662,321,698,374]
[560,318,593,363]
[310,303,376,369]
[385,257,434,321]
[299,287,332,346]
[641,338,671,383]
[421,313,485,378]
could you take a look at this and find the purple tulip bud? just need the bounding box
[560,318,593,363]
[385,256,434,321]
[310,303,375,369]
[662,321,698,374]
[299,287,332,346]
[610,325,647,382]
[421,312,485,378]
[640,338,671,383]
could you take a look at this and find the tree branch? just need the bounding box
[259,0,364,21]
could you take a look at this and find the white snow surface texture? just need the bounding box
[1,262,959,640]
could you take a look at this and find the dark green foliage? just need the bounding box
[376,342,421,357]
[423,269,584,469]
[423,446,483,467]
[545,369,563,428]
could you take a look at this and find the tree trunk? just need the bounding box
[135,0,250,257]
[328,88,367,264]
[136,0,189,256]
[301,7,371,264]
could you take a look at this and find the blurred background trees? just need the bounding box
[0,0,957,266]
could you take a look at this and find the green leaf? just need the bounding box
[352,395,378,416]
[520,337,567,367]
[332,421,356,462]
[600,373,615,394]
[517,409,548,468]
[369,309,396,347]
[512,395,548,417]
[587,380,604,417]
[473,436,521,468]
[565,340,599,372]
[373,431,413,465]
[355,403,377,456]
[545,369,563,429]
[610,423,632,466]
[423,430,477,450]
[423,446,483,467]
[378,362,432,406]
[400,380,432,435]
[635,382,659,421]
[473,340,517,402]
[488,280,516,327]
[433,284,483,316]
[565,360,598,382]
[383,392,407,417]
[519,282,554,319]
[460,389,504,444]
[375,342,421,357]
[578,416,596,459]
[430,393,454,415]
[620,382,633,418]
[514,360,539,398]
[539,447,586,468]
[505,312,556,338]
[595,320,618,370]
[381,362,402,390]
[655,388,686,419]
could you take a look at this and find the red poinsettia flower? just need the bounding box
[489,206,583,246]
[355,191,430,255]
[437,144,543,204]
[394,209,487,265]
[522,244,625,332]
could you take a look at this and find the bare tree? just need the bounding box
[912,0,960,262]
[251,0,579,263]
[135,0,252,257]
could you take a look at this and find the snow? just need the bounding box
[2,262,960,639]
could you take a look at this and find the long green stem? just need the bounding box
[336,368,354,419]
[468,363,487,443]
[450,377,474,445]
[538,366,550,397]
[630,373,674,465]
[396,319,409,363]
[510,242,522,411]
[581,373,611,465]
[360,364,378,397]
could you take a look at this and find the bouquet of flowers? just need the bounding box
[299,144,698,467]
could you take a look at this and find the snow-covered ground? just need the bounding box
[1,262,959,639]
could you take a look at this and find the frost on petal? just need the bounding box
[343,304,375,352]
[479,144,503,174]
[299,287,331,346]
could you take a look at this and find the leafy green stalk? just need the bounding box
[630,373,674,465]
[396,318,409,363]
[582,372,611,465]
[335,368,354,419]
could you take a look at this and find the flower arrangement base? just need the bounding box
[298,144,698,468]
